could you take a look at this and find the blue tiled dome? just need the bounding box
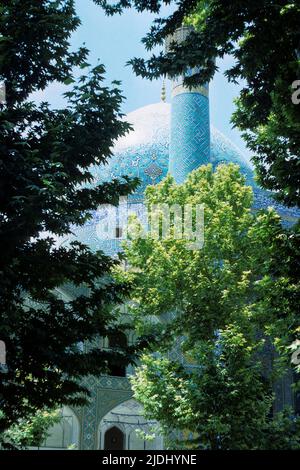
[70,102,299,254]
[90,103,170,202]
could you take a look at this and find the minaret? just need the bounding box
[166,26,211,183]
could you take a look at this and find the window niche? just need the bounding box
[107,332,127,377]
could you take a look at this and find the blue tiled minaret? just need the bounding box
[167,27,211,183]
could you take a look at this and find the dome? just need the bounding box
[69,102,299,254]
[90,103,170,202]
[90,102,255,197]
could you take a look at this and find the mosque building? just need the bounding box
[38,28,299,451]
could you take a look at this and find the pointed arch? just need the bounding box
[98,398,163,450]
[104,426,125,450]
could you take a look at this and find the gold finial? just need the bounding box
[161,79,166,102]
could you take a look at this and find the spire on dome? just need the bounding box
[161,79,166,102]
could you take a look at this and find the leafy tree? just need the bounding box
[98,0,300,421]
[0,409,60,450]
[133,342,300,450]
[98,0,300,208]
[122,164,300,449]
[0,0,140,434]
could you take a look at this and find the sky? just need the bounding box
[32,0,251,160]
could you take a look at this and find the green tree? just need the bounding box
[0,409,60,450]
[98,0,300,208]
[0,0,139,433]
[122,164,300,449]
[98,0,300,419]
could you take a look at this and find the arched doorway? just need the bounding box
[99,399,163,450]
[104,426,125,450]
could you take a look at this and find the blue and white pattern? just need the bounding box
[69,102,299,255]
[170,93,210,183]
[89,103,170,202]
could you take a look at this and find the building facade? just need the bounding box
[41,30,299,449]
